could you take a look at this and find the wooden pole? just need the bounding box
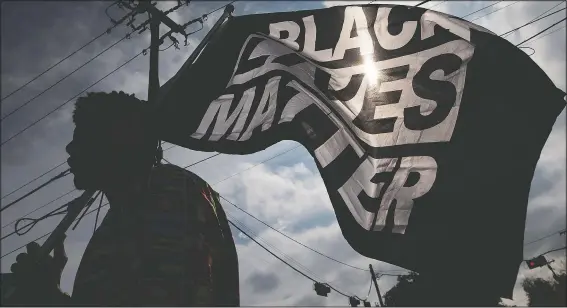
[369,264,385,307]
[148,13,160,104]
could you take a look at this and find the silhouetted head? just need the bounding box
[66,91,157,191]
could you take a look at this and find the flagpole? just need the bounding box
[3,190,96,301]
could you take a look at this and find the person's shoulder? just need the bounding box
[152,163,208,187]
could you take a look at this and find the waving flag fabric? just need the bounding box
[156,4,566,298]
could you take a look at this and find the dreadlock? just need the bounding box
[73,91,147,126]
[72,91,161,165]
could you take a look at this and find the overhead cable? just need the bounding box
[0,1,225,147]
[524,228,567,246]
[469,1,520,22]
[365,276,373,300]
[427,1,447,11]
[367,0,431,6]
[1,23,147,121]
[1,202,70,241]
[460,1,503,19]
[228,217,317,281]
[11,145,176,205]
[209,0,239,15]
[527,24,566,43]
[227,213,330,285]
[541,246,567,255]
[220,195,370,273]
[228,218,354,299]
[1,189,77,230]
[0,7,138,103]
[516,17,567,46]
[414,0,433,7]
[499,7,566,37]
[1,200,111,259]
[183,153,221,169]
[524,246,567,262]
[0,169,71,213]
[1,161,67,201]
[0,49,146,147]
[1,191,99,242]
[213,145,302,186]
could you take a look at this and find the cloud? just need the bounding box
[246,271,281,294]
[1,1,565,307]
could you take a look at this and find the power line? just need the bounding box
[365,275,373,300]
[524,246,567,261]
[469,1,520,22]
[499,7,566,37]
[0,200,110,259]
[0,169,71,213]
[183,153,221,169]
[524,228,567,246]
[1,200,71,241]
[1,28,142,121]
[0,48,146,147]
[460,1,503,19]
[1,189,77,230]
[426,1,447,11]
[367,0,431,6]
[220,195,370,273]
[212,145,302,186]
[510,1,567,38]
[209,0,239,15]
[516,17,567,46]
[0,1,224,147]
[0,8,138,103]
[163,144,176,151]
[527,24,566,43]
[227,217,354,299]
[227,213,331,286]
[227,218,316,280]
[5,144,177,208]
[414,0,433,7]
[541,246,567,255]
[1,161,67,200]
[227,210,330,282]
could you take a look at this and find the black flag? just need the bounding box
[156,4,566,300]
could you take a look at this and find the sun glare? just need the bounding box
[363,53,379,87]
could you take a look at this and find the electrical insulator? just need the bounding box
[314,282,331,297]
[526,255,548,269]
[349,296,360,307]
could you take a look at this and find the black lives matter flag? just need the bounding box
[157,4,566,298]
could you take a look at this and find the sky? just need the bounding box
[1,0,565,306]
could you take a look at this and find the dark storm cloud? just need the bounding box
[1,1,146,168]
[528,167,563,200]
[1,1,564,306]
[246,270,280,294]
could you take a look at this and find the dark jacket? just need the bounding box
[49,164,239,306]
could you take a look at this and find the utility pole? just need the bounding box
[369,265,385,307]
[119,0,187,160]
[148,14,160,103]
[120,1,185,104]
[546,260,560,282]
